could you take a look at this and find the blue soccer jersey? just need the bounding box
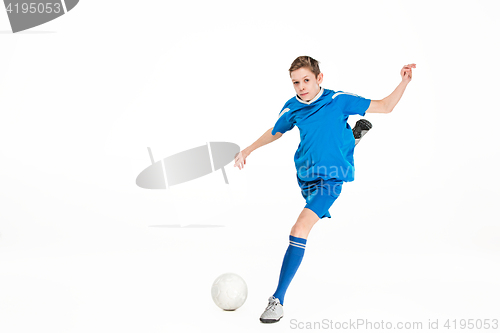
[271,87,371,182]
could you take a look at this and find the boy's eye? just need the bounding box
[305,79,309,82]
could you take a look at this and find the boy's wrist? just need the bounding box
[244,146,253,155]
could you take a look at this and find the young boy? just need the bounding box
[234,56,415,323]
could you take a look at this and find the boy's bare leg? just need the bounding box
[261,208,320,323]
[290,208,320,239]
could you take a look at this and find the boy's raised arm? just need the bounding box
[366,63,416,114]
[234,128,282,170]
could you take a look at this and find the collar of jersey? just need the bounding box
[295,86,324,105]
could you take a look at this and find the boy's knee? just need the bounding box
[290,221,310,239]
[290,208,320,238]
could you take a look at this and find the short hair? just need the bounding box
[289,56,321,78]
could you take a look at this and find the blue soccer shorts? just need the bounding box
[296,175,344,219]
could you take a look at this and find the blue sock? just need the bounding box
[272,235,307,305]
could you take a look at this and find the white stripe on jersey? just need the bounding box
[332,91,361,100]
[278,108,290,117]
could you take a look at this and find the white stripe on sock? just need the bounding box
[290,241,306,249]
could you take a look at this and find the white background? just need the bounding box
[1,1,499,332]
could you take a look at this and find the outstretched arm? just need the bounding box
[234,127,282,170]
[366,63,416,114]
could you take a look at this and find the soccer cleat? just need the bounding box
[352,119,373,145]
[260,296,284,323]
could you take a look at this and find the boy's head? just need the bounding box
[289,56,323,102]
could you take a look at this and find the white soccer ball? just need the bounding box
[211,273,248,311]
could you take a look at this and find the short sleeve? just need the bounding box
[338,92,371,116]
[271,106,295,135]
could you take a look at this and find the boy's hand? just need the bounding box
[401,63,416,83]
[234,148,250,170]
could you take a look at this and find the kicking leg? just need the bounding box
[260,208,320,323]
[274,208,319,301]
[290,207,320,239]
[276,208,319,303]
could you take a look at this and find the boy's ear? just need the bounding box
[317,73,324,84]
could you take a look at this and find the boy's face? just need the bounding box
[290,67,323,102]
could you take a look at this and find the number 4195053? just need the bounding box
[5,3,62,14]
